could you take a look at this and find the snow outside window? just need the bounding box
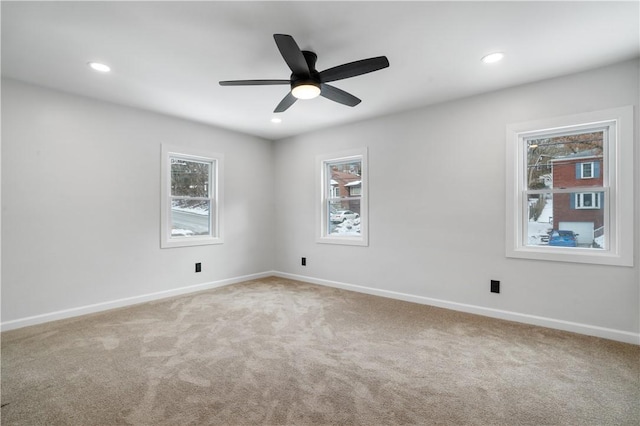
[506,106,634,266]
[161,145,224,248]
[317,148,368,246]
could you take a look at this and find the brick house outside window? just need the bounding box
[551,149,603,246]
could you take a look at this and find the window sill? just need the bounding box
[507,245,632,267]
[316,235,368,247]
[161,236,224,249]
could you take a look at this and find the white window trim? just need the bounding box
[506,106,634,266]
[575,192,600,209]
[316,148,368,246]
[161,144,224,248]
[580,162,595,179]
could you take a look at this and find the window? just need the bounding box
[161,145,224,248]
[506,106,634,266]
[317,148,368,246]
[575,192,600,209]
[347,182,362,197]
[330,183,340,198]
[579,162,595,179]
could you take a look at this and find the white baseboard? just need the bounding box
[5,270,638,345]
[273,271,640,345]
[1,271,273,332]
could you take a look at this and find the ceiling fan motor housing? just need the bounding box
[291,50,321,91]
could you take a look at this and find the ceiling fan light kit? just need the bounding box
[219,34,389,113]
[291,83,321,100]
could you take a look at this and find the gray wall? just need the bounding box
[273,60,639,341]
[2,60,639,343]
[1,79,275,323]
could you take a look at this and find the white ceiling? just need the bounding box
[2,1,639,140]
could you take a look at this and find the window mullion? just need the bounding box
[170,196,212,201]
[525,187,607,195]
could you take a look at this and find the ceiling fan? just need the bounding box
[219,34,390,113]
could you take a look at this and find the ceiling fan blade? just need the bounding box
[274,34,310,77]
[219,79,290,86]
[320,84,361,107]
[274,92,297,113]
[319,56,389,83]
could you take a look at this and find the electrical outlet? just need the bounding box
[195,262,202,273]
[301,257,306,266]
[491,280,500,293]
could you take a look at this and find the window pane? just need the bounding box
[328,199,361,235]
[171,199,211,237]
[526,131,603,190]
[171,158,211,197]
[526,192,604,249]
[526,193,553,246]
[328,160,362,198]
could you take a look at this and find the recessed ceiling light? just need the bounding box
[481,52,504,64]
[87,62,111,73]
[271,117,282,124]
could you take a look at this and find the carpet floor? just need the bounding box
[1,277,639,425]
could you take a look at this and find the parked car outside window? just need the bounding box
[548,230,578,247]
[330,210,359,223]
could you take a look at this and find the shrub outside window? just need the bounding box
[506,106,634,266]
[317,148,368,246]
[161,145,224,248]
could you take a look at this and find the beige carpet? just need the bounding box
[1,277,638,425]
